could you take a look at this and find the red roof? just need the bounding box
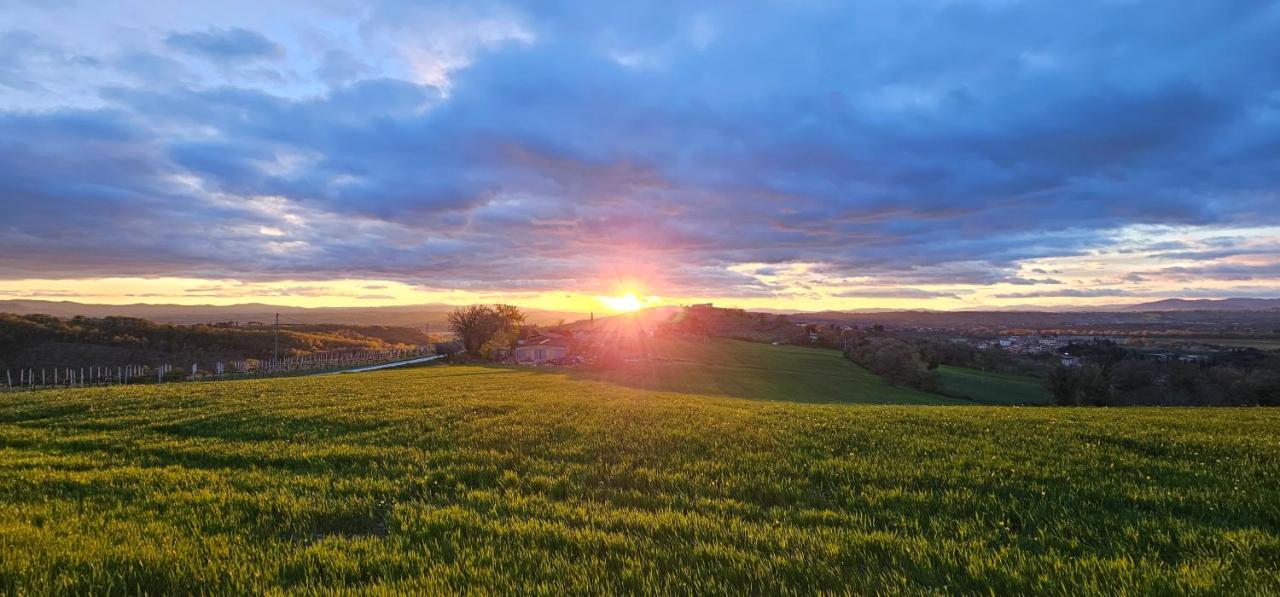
[517,334,571,348]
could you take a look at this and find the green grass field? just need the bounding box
[1,340,1278,594]
[576,337,956,404]
[936,365,1052,405]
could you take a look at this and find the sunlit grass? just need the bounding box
[0,349,1277,593]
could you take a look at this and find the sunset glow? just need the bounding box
[3,3,1280,592]
[597,293,660,313]
[1,1,1279,311]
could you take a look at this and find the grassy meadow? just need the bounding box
[577,337,956,404]
[1,340,1278,594]
[936,365,1052,405]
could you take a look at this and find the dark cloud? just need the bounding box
[316,49,373,87]
[1,1,1279,299]
[1155,263,1280,282]
[994,288,1134,299]
[0,289,94,298]
[165,27,283,62]
[831,289,963,300]
[1004,277,1063,286]
[1152,248,1272,261]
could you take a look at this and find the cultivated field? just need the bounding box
[1,341,1277,594]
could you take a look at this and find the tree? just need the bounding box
[918,343,942,370]
[448,305,494,355]
[1048,363,1111,406]
[447,304,527,358]
[848,337,937,391]
[1111,360,1157,393]
[492,304,526,337]
[1048,364,1078,405]
[1077,364,1112,405]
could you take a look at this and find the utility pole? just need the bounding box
[273,312,279,371]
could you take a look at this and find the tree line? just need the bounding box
[1047,340,1280,406]
[0,313,432,370]
[842,330,1051,392]
[842,331,1279,406]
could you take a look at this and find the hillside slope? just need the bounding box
[936,365,1052,405]
[1,366,1277,593]
[0,313,432,369]
[571,337,955,404]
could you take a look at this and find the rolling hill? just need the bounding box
[1113,298,1280,311]
[572,337,955,404]
[1,339,1277,593]
[0,299,586,327]
[935,365,1052,405]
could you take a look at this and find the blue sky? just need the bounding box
[2,0,1279,311]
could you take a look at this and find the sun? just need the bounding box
[597,292,661,313]
[598,293,645,313]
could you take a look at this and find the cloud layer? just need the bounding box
[2,1,1279,306]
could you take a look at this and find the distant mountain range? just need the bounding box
[1109,298,1280,312]
[921,298,1280,314]
[1,297,1277,329]
[0,300,586,328]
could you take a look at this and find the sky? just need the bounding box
[2,0,1279,313]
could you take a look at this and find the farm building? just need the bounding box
[513,333,571,364]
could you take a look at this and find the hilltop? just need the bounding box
[0,313,436,370]
[0,299,585,327]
